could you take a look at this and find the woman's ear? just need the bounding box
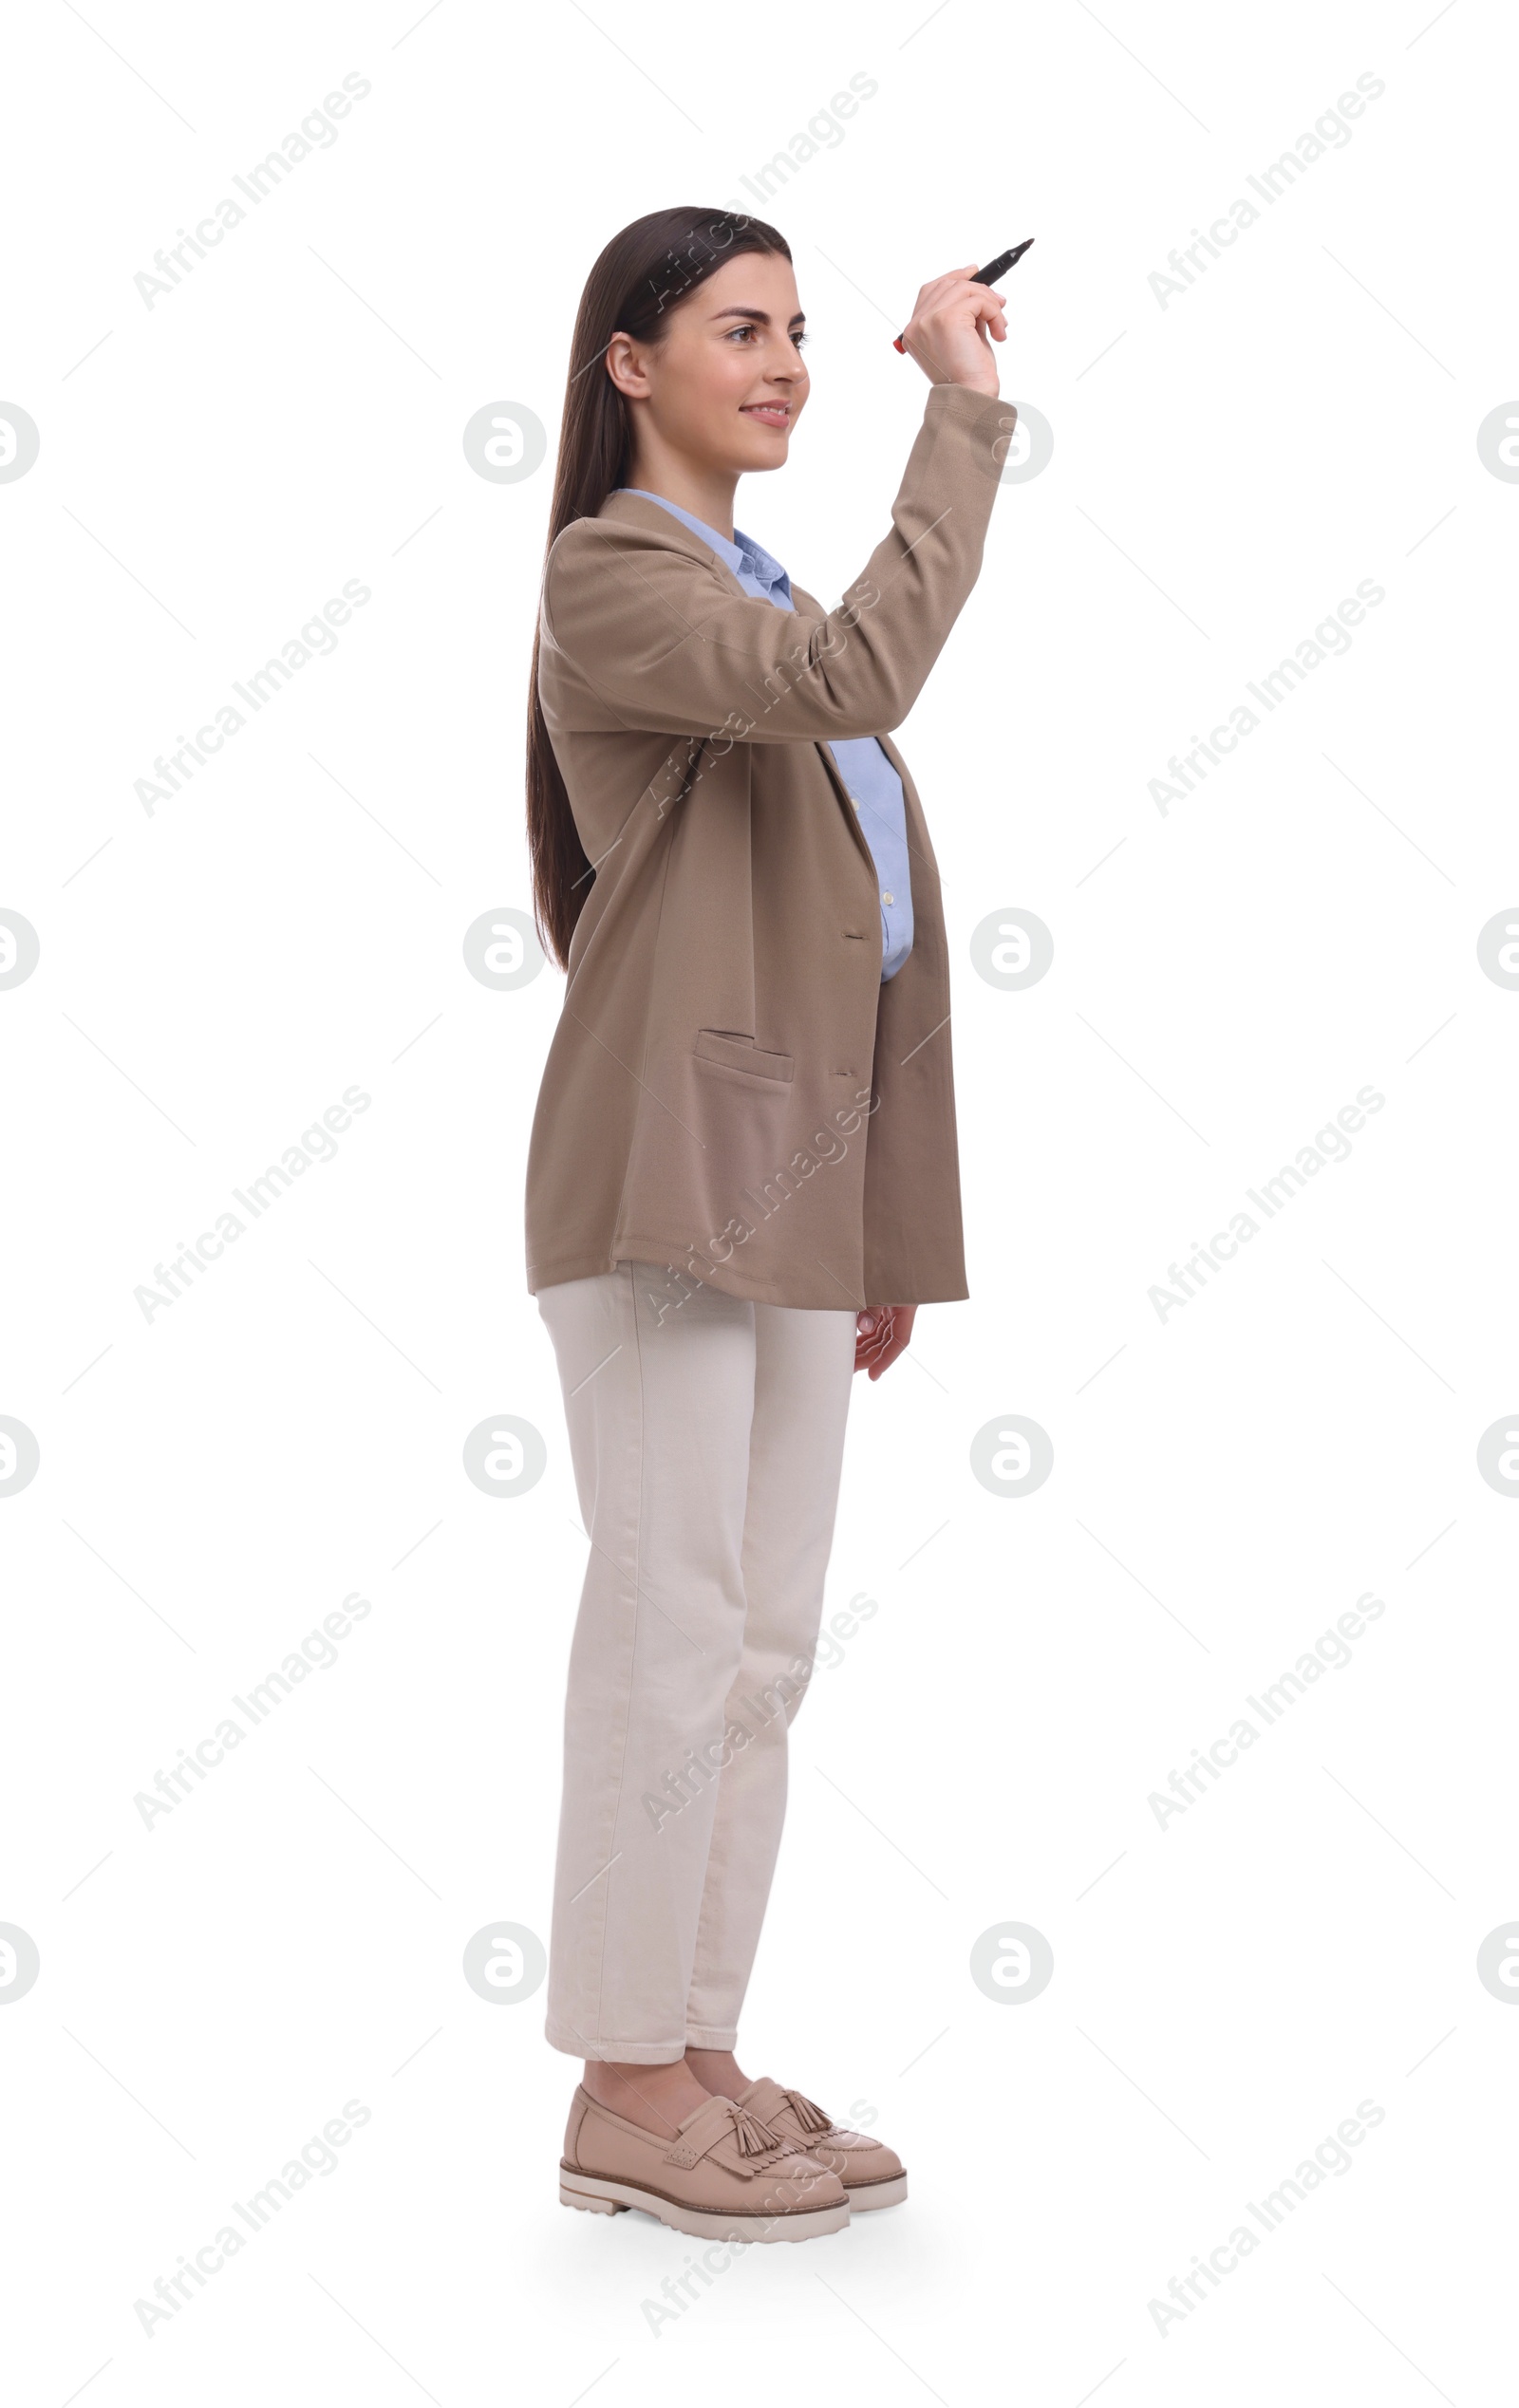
[604,331,650,401]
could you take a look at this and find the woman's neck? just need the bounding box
[625,450,739,542]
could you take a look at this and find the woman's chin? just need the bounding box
[735,432,792,469]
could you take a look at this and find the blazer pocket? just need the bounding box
[693,1028,795,1084]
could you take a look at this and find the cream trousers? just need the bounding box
[536,1260,857,2063]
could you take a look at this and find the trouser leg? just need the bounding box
[684,1297,857,2047]
[536,1261,757,2063]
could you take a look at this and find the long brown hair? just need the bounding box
[526,206,792,969]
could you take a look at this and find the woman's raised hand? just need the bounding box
[899,264,1006,396]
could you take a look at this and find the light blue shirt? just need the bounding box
[616,488,914,980]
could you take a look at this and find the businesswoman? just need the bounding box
[524,206,1010,2241]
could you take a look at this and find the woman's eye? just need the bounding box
[725,324,809,348]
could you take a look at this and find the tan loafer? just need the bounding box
[737,2078,908,2211]
[560,2086,851,2241]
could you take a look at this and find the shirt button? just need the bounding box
[881,890,893,905]
[849,793,861,811]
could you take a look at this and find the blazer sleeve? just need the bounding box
[538,382,1011,744]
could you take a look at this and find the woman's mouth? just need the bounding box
[741,403,790,429]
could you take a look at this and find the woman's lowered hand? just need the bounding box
[854,1304,917,1378]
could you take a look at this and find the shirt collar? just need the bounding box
[615,488,793,606]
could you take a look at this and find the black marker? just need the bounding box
[892,240,1033,353]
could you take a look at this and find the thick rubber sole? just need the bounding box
[843,2172,909,2212]
[559,2166,850,2242]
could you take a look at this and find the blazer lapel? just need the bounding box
[872,728,942,895]
[781,580,878,879]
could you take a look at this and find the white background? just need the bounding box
[4,0,1516,2399]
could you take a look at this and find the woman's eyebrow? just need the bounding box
[708,307,807,327]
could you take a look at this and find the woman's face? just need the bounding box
[608,249,811,476]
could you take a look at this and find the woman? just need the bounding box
[524,206,1010,2242]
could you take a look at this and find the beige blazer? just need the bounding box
[526,380,1011,1310]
